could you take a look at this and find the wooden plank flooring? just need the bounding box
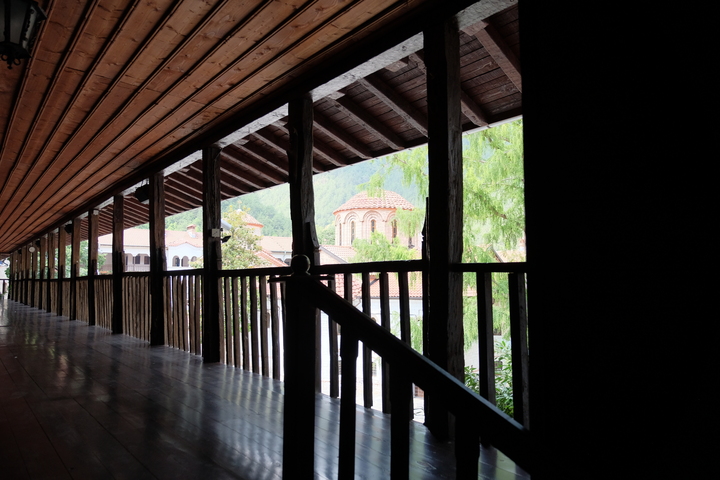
[0,297,529,479]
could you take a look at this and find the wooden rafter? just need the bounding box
[357,75,429,137]
[465,22,521,92]
[329,96,406,151]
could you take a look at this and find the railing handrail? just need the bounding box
[298,274,531,473]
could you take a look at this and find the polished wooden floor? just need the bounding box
[0,297,529,479]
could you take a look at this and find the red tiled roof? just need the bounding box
[333,190,414,214]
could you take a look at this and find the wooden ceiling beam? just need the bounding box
[269,123,327,172]
[466,22,521,92]
[163,181,202,209]
[220,155,269,191]
[255,121,326,173]
[330,96,406,151]
[313,110,373,160]
[224,145,288,185]
[356,75,429,137]
[409,51,488,127]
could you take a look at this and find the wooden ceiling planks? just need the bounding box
[0,0,523,252]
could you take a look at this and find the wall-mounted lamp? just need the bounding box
[0,0,47,69]
[28,246,35,253]
[221,235,231,243]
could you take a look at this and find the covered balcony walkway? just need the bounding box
[0,297,528,479]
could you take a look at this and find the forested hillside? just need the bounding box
[163,156,421,243]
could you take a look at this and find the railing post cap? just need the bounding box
[290,255,311,276]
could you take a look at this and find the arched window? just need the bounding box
[338,224,342,246]
[191,256,197,262]
[144,255,150,265]
[181,256,189,267]
[350,221,356,243]
[172,256,180,267]
[370,219,376,233]
[392,220,398,239]
[134,255,141,265]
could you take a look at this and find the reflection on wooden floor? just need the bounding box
[0,298,529,479]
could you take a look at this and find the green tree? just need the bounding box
[191,206,267,270]
[65,241,107,276]
[362,120,525,337]
[351,232,419,263]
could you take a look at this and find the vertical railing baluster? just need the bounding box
[181,275,188,351]
[476,271,496,405]
[250,275,259,374]
[241,276,250,371]
[328,276,339,398]
[270,275,281,380]
[232,276,241,367]
[260,275,269,377]
[224,276,233,364]
[194,274,201,354]
[188,275,196,353]
[380,271,391,414]
[509,272,529,427]
[455,417,480,478]
[389,365,411,479]
[361,271,373,409]
[339,329,358,478]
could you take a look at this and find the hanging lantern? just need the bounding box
[0,0,47,69]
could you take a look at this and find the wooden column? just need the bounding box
[87,209,99,326]
[112,195,124,333]
[423,17,464,440]
[47,231,55,313]
[30,242,37,307]
[282,94,319,477]
[39,235,46,310]
[288,93,320,265]
[57,225,67,316]
[70,218,81,320]
[202,145,222,363]
[22,245,28,304]
[149,173,166,346]
[287,93,322,391]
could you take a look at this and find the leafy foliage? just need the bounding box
[360,120,525,337]
[463,339,514,417]
[351,232,419,263]
[191,206,267,270]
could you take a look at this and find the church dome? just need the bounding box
[333,190,414,215]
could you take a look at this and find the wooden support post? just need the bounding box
[202,145,222,362]
[287,92,321,391]
[57,225,66,316]
[424,17,463,440]
[112,195,124,333]
[149,173,167,346]
[88,209,99,326]
[39,235,46,310]
[288,93,320,266]
[47,231,55,313]
[477,272,496,404]
[21,245,28,304]
[282,258,316,478]
[30,241,37,307]
[509,272,529,427]
[70,218,81,320]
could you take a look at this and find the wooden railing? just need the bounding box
[164,270,202,354]
[281,259,531,478]
[217,266,292,377]
[454,262,530,427]
[123,273,151,341]
[95,276,113,330]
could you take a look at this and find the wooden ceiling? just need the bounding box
[0,0,520,253]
